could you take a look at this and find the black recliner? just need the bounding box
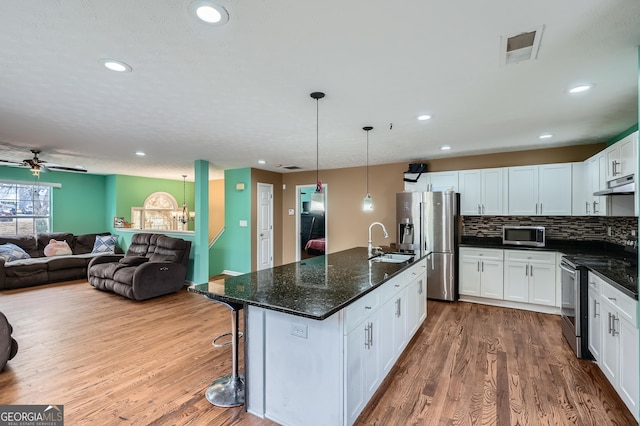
[87,233,191,301]
[0,312,18,371]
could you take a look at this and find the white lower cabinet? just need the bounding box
[459,248,504,299]
[503,250,556,306]
[587,277,601,362]
[588,272,639,421]
[344,260,427,425]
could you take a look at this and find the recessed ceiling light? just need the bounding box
[135,151,146,157]
[417,114,432,121]
[189,1,229,25]
[98,58,132,73]
[440,145,451,151]
[258,160,266,165]
[569,84,594,94]
[539,133,554,140]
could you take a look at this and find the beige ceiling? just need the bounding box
[0,0,639,181]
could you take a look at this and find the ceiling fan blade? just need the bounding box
[46,165,87,173]
[0,159,25,166]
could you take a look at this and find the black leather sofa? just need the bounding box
[87,233,191,301]
[0,232,115,290]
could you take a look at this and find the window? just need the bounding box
[0,182,51,235]
[131,192,190,231]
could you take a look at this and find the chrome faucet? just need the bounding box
[368,222,389,257]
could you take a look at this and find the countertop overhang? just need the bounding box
[189,247,425,320]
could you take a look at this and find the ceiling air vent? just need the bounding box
[283,165,302,170]
[500,25,544,65]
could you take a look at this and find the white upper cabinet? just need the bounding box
[508,163,572,216]
[605,131,638,181]
[583,153,608,216]
[403,171,459,192]
[459,168,505,215]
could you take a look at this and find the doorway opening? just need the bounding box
[296,184,327,261]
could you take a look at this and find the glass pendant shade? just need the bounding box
[362,193,373,211]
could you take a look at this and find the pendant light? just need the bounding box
[362,126,374,211]
[178,175,193,224]
[310,92,325,212]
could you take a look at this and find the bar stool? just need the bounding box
[204,295,245,407]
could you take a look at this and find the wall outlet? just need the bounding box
[239,220,248,227]
[290,323,308,339]
[288,208,295,216]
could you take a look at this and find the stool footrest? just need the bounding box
[212,331,244,347]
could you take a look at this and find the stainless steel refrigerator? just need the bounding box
[396,191,459,301]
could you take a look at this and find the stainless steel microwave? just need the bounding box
[502,226,545,247]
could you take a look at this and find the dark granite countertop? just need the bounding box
[461,237,638,300]
[188,247,422,320]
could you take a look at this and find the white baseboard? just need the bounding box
[458,296,561,315]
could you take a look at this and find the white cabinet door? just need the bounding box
[479,260,504,299]
[364,316,381,398]
[508,166,538,215]
[345,326,367,425]
[459,170,482,215]
[459,256,481,296]
[429,171,459,192]
[528,263,556,306]
[407,273,426,337]
[619,316,639,419]
[378,298,396,377]
[538,163,572,215]
[587,287,602,362]
[392,288,408,355]
[504,262,528,303]
[459,168,504,215]
[606,145,619,182]
[619,131,638,179]
[600,300,619,386]
[482,168,504,215]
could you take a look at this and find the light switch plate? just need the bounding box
[288,209,295,216]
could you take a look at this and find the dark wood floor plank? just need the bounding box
[1,283,637,425]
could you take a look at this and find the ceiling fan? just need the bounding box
[0,149,87,176]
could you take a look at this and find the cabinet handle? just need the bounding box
[535,203,538,214]
[539,203,542,214]
[525,264,528,276]
[593,299,599,318]
[481,261,484,272]
[370,323,374,347]
[593,201,598,214]
[530,265,533,276]
[364,324,370,349]
[608,312,613,335]
[395,299,400,318]
[365,306,372,310]
[478,204,481,214]
[607,296,616,302]
[586,201,590,214]
[481,204,485,214]
[477,261,480,272]
[419,281,423,295]
[612,315,619,336]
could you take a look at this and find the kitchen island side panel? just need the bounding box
[254,307,344,426]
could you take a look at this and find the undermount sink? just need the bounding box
[371,253,414,263]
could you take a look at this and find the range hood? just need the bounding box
[594,174,635,196]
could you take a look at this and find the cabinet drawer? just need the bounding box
[379,274,407,302]
[504,250,555,264]
[601,281,637,325]
[344,290,380,334]
[587,272,602,295]
[459,248,503,260]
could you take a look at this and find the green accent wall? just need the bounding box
[0,166,108,234]
[215,168,251,274]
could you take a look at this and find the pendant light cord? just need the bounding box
[366,130,369,194]
[316,97,319,189]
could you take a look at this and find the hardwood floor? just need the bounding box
[0,282,636,425]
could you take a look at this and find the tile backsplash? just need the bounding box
[461,216,638,245]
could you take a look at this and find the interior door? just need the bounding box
[257,183,273,270]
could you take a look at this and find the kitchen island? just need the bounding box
[189,247,428,426]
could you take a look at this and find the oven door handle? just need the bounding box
[559,263,576,275]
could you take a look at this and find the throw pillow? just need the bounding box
[44,239,72,257]
[92,235,118,254]
[0,243,31,262]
